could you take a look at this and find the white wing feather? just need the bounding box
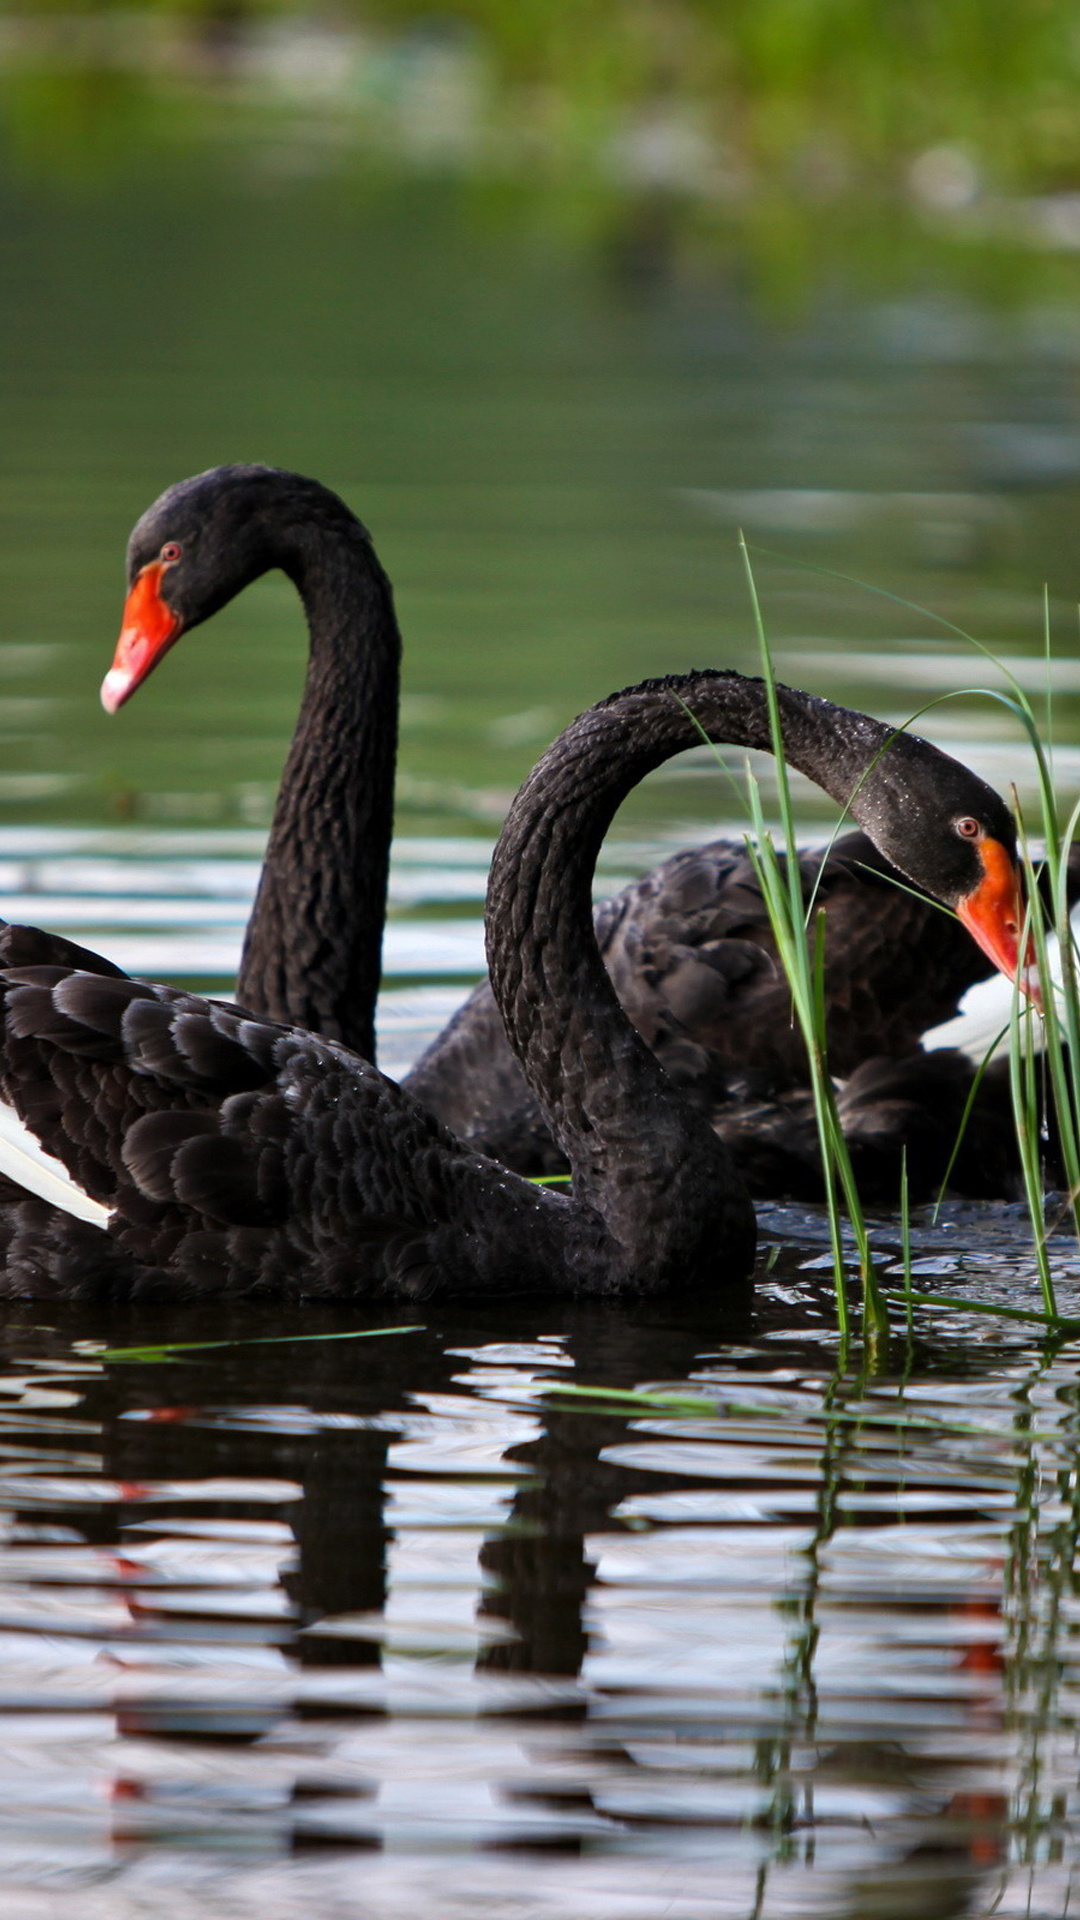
[922,902,1080,1062]
[0,1102,110,1227]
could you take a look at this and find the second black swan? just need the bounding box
[101,465,1011,1187]
[0,669,1027,1300]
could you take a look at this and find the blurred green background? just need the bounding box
[2,0,1080,843]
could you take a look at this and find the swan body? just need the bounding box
[0,670,1025,1300]
[102,467,1015,1187]
[405,830,1002,1174]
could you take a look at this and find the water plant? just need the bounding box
[737,545,1080,1342]
[734,537,886,1346]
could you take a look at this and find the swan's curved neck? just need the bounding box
[486,671,902,1267]
[236,516,401,1063]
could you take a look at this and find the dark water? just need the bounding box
[2,139,1080,1916]
[0,1244,1079,1919]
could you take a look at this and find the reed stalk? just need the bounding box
[737,535,889,1343]
[734,542,1080,1338]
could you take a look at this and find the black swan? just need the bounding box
[0,669,1026,1301]
[101,466,1007,1184]
[103,464,400,1065]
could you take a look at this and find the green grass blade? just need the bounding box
[86,1326,424,1363]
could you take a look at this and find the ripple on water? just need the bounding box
[0,836,1075,1912]
[0,1241,1066,1916]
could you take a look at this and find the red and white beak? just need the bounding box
[956,836,1041,1010]
[101,562,182,714]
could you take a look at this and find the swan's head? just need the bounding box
[101,464,367,713]
[854,736,1036,1003]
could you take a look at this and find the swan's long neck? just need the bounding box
[486,671,906,1273]
[236,517,401,1064]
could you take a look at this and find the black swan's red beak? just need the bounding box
[956,836,1040,1009]
[101,562,182,713]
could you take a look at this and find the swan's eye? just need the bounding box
[954,816,982,839]
[160,542,182,564]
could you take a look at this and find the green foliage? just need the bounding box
[742,546,1080,1335]
[5,0,1080,198]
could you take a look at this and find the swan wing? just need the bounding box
[0,936,557,1297]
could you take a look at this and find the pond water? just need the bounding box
[1,1244,1080,1920]
[2,129,1080,1917]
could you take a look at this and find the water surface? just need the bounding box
[0,1244,1076,1919]
[2,136,1080,1920]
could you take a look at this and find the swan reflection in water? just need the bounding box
[0,1293,1018,1910]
